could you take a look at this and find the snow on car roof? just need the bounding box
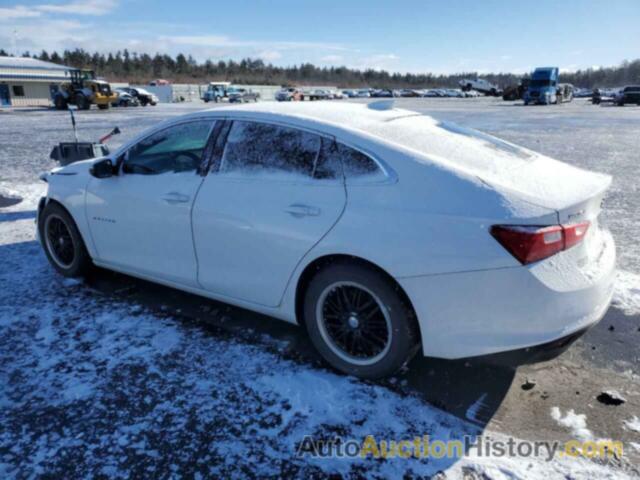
[199,101,536,165]
[200,101,611,211]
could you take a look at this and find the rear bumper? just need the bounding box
[465,326,590,367]
[398,229,616,360]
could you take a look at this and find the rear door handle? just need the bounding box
[285,203,321,218]
[161,192,191,204]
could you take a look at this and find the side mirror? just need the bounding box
[90,158,115,179]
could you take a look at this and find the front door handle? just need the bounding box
[161,192,191,204]
[285,204,321,218]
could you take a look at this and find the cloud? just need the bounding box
[37,0,117,16]
[0,6,42,20]
[158,34,348,52]
[351,53,399,71]
[0,0,116,21]
[320,55,343,64]
[257,50,282,61]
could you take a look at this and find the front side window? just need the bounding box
[220,121,321,178]
[12,85,25,97]
[123,120,215,175]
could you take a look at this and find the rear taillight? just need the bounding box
[491,222,590,265]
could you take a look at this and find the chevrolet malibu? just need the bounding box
[37,102,616,378]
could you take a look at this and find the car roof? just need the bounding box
[199,101,415,137]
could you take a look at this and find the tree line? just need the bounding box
[1,48,639,89]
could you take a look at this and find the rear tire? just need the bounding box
[39,202,92,278]
[303,262,420,379]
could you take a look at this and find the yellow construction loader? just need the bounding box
[54,69,118,111]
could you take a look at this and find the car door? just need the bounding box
[86,119,217,287]
[192,120,347,307]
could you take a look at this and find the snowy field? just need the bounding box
[1,98,639,478]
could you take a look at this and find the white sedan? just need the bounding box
[37,101,616,378]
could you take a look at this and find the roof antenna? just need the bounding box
[368,99,394,111]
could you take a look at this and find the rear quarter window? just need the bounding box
[329,142,386,182]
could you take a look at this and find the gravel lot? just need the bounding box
[1,98,639,478]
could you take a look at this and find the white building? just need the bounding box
[0,56,72,107]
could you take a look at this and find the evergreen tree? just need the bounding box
[4,46,637,89]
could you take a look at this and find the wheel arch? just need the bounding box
[40,198,94,258]
[294,254,420,338]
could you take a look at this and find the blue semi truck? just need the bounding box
[524,67,559,105]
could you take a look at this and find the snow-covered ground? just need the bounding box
[1,99,639,478]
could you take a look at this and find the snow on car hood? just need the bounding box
[366,113,612,213]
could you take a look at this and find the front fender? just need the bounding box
[44,165,97,259]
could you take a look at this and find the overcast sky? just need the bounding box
[1,0,639,74]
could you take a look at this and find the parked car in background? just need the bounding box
[399,89,421,97]
[149,79,170,86]
[463,89,481,98]
[276,87,304,101]
[354,89,371,98]
[38,101,615,379]
[459,78,501,96]
[444,89,465,98]
[371,89,393,98]
[330,90,346,99]
[573,88,593,98]
[202,82,231,103]
[591,88,619,105]
[228,87,260,103]
[112,89,140,107]
[422,89,442,97]
[307,89,331,100]
[120,87,158,106]
[614,85,640,106]
[342,89,357,98]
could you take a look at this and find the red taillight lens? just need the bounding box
[491,222,590,265]
[563,222,590,249]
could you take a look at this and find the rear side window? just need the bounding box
[220,121,320,178]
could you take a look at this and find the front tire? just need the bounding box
[54,95,68,110]
[303,262,419,379]
[39,202,91,278]
[76,94,90,110]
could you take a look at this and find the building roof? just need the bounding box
[0,56,71,71]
